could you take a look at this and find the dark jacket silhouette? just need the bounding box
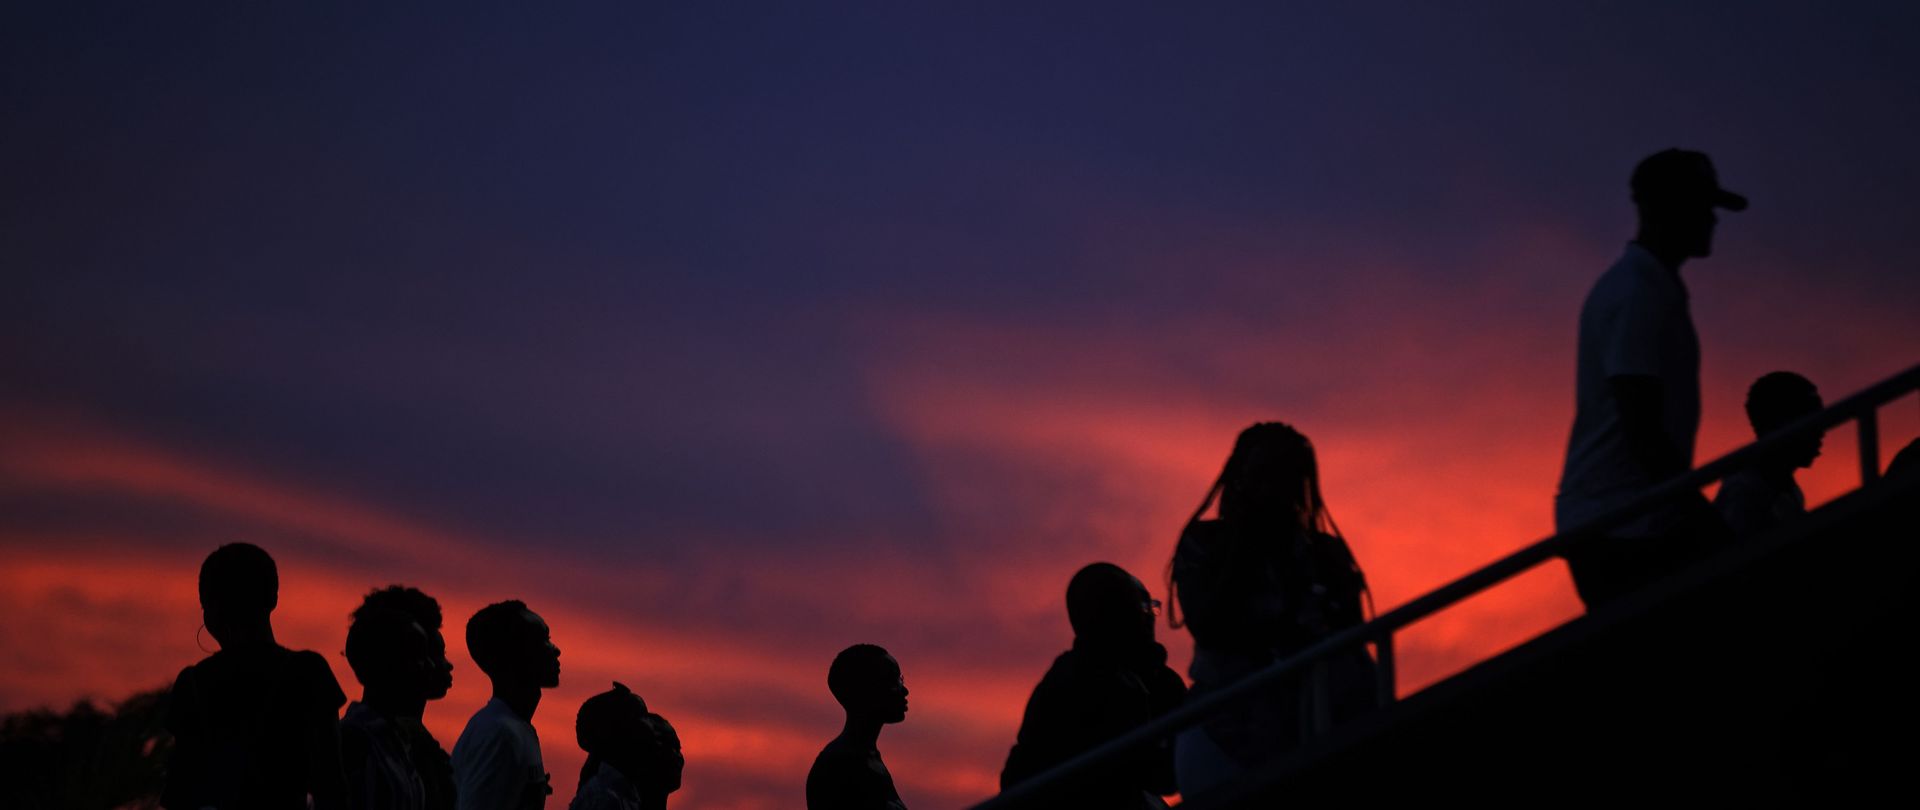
[1001,563,1185,808]
[163,635,348,810]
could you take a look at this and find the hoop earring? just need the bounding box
[195,623,215,654]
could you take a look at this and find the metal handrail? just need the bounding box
[972,362,1920,810]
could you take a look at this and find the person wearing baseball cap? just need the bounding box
[1555,149,1746,608]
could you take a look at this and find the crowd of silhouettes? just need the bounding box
[153,148,1909,809]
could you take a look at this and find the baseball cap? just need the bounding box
[1631,149,1748,211]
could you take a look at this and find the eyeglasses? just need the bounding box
[1144,598,1163,616]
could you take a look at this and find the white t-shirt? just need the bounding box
[1555,242,1701,538]
[452,698,549,810]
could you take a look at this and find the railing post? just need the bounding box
[1374,632,1397,707]
[1859,408,1881,485]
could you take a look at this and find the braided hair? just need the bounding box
[1167,422,1363,630]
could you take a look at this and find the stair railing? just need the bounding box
[972,362,1919,810]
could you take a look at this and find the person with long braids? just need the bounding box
[1167,422,1377,796]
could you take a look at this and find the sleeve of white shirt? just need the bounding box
[1603,290,1669,379]
[454,726,529,810]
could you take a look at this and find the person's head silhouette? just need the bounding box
[1631,148,1747,264]
[828,644,908,727]
[638,713,684,796]
[1066,563,1159,650]
[198,542,278,649]
[1745,371,1824,469]
[1208,421,1339,537]
[466,600,561,694]
[355,586,453,701]
[574,683,685,802]
[345,606,440,707]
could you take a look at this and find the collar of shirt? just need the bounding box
[1623,241,1687,299]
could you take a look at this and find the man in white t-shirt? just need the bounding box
[453,600,563,810]
[1556,149,1746,608]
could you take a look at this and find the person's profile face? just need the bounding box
[421,627,455,700]
[1783,398,1825,469]
[651,721,684,793]
[870,656,908,724]
[1669,201,1718,258]
[516,610,562,688]
[1125,576,1158,644]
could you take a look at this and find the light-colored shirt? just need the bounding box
[568,762,642,810]
[1556,242,1702,538]
[452,698,549,810]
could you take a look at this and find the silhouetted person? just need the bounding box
[806,644,910,810]
[1557,149,1747,607]
[342,585,459,810]
[569,683,683,810]
[1169,423,1374,797]
[1001,563,1186,808]
[356,586,459,810]
[452,601,562,810]
[161,543,348,810]
[1715,372,1824,537]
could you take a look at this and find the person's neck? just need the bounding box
[839,713,884,751]
[640,793,667,810]
[1632,234,1688,274]
[1073,633,1150,663]
[1754,457,1799,483]
[216,622,278,651]
[491,680,541,722]
[362,686,426,720]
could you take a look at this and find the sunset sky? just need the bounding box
[4,3,1919,808]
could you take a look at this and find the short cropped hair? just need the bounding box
[466,599,532,676]
[355,585,443,632]
[344,605,422,687]
[827,644,894,707]
[1746,371,1821,434]
[1066,562,1139,638]
[199,543,278,613]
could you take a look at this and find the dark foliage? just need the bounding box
[0,687,172,810]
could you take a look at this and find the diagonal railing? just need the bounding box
[972,361,1920,810]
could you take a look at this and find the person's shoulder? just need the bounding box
[285,648,348,709]
[811,736,870,774]
[1592,246,1674,298]
[457,701,507,738]
[812,736,849,763]
[170,659,203,691]
[805,741,845,800]
[1715,468,1767,499]
[340,702,385,733]
[1175,519,1232,558]
[286,648,338,679]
